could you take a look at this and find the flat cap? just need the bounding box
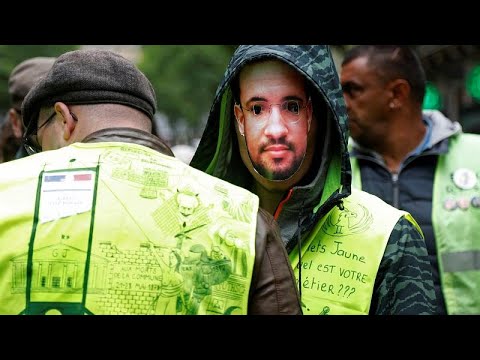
[8,57,56,111]
[22,49,156,129]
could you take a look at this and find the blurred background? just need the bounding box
[1,45,479,149]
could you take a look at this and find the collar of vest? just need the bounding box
[82,127,174,157]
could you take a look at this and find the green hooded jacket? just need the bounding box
[191,45,437,314]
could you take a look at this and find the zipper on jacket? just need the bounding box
[274,188,294,220]
[392,172,399,209]
[353,151,437,210]
[355,153,402,208]
[390,151,438,209]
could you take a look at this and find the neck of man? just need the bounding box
[376,108,426,173]
[253,181,288,215]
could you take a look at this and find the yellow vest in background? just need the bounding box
[432,134,480,314]
[350,134,480,314]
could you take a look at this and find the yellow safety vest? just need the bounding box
[0,142,258,315]
[432,134,480,314]
[350,133,480,314]
[289,189,419,314]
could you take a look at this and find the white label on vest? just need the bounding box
[39,170,96,223]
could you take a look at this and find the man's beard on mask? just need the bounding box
[253,155,304,181]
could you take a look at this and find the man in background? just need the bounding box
[0,57,55,162]
[341,45,480,314]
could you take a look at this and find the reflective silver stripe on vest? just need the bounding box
[442,251,480,272]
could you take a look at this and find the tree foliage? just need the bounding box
[139,45,236,135]
[0,45,79,110]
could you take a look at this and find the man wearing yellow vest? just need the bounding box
[0,49,301,315]
[190,45,437,314]
[341,45,480,314]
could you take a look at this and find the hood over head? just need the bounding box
[191,45,351,236]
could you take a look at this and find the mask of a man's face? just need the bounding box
[234,60,313,186]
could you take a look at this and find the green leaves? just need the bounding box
[139,45,236,135]
[0,45,79,110]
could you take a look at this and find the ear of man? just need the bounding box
[54,102,77,141]
[8,108,23,139]
[234,104,245,136]
[388,79,410,109]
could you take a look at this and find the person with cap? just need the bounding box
[0,48,301,315]
[190,45,437,314]
[341,45,480,314]
[0,57,56,163]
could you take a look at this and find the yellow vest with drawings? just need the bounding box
[0,142,258,315]
[289,189,421,314]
